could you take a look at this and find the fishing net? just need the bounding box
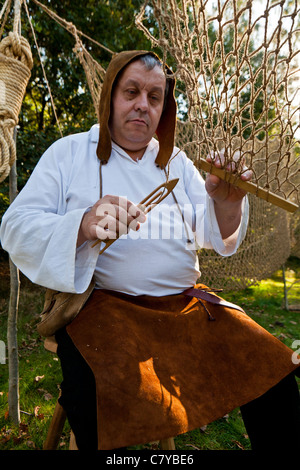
[136,0,300,211]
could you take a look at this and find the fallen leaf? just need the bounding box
[34,375,45,382]
[26,440,36,448]
[186,443,201,450]
[278,333,287,339]
[19,422,28,433]
[232,440,245,450]
[43,392,53,401]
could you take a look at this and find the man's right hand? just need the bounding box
[77,195,146,247]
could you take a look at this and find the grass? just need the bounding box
[0,255,299,451]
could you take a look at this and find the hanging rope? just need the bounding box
[30,0,114,56]
[0,0,12,40]
[28,0,112,119]
[23,0,63,138]
[0,0,33,183]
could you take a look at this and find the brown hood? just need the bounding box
[96,50,176,169]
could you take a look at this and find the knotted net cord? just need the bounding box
[175,120,292,290]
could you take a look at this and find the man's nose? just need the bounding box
[135,92,149,112]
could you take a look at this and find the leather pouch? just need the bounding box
[37,279,95,337]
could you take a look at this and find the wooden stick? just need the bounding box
[198,158,299,213]
[7,131,20,425]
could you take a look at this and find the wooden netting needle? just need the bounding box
[91,178,179,254]
[198,158,299,214]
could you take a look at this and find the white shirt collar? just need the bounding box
[90,123,100,142]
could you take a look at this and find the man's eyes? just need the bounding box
[125,89,137,96]
[150,94,161,101]
[125,89,162,102]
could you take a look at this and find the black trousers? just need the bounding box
[55,327,300,451]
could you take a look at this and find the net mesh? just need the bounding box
[175,120,292,290]
[136,0,300,206]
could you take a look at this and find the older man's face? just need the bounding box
[109,60,166,160]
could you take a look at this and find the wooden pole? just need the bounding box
[7,0,22,425]
[282,264,289,311]
[7,130,20,425]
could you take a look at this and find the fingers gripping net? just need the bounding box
[136,0,300,209]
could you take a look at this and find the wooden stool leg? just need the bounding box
[43,400,67,450]
[160,438,176,450]
[69,430,78,450]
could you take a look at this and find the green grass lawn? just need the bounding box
[0,256,299,451]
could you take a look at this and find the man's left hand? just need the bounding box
[205,149,252,205]
[204,149,252,241]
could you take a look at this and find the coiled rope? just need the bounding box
[0,13,33,183]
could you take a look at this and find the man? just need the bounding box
[78,53,248,251]
[1,51,299,451]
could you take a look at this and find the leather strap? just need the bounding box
[183,287,245,314]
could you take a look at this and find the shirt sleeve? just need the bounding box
[182,154,249,256]
[0,138,99,293]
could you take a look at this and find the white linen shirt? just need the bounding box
[0,124,248,295]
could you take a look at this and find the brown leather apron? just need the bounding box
[66,285,299,450]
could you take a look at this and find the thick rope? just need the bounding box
[0,28,33,182]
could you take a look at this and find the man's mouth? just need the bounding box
[129,118,148,126]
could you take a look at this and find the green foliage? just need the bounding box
[0,191,9,220]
